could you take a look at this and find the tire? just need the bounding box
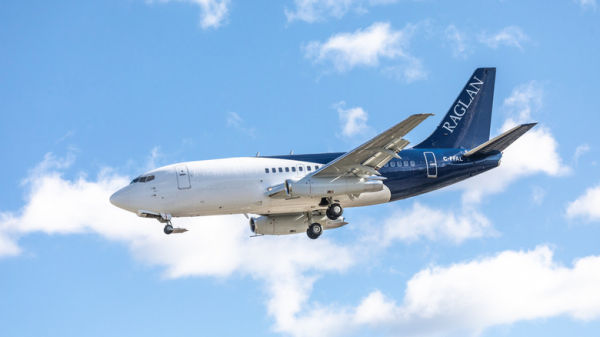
[326,203,343,220]
[164,224,174,235]
[307,223,322,239]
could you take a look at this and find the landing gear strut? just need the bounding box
[326,203,343,220]
[307,223,323,240]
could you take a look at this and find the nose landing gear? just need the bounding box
[137,211,187,235]
[162,220,187,235]
[155,214,187,235]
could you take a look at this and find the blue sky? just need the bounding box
[1,1,600,336]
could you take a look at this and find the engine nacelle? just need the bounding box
[284,177,383,198]
[250,214,346,235]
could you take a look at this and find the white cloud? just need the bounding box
[226,111,256,137]
[3,154,600,337]
[304,22,425,81]
[145,146,163,170]
[458,82,568,203]
[574,143,591,164]
[376,202,495,245]
[444,24,532,58]
[0,154,355,332]
[575,0,597,10]
[285,0,397,23]
[0,221,20,257]
[531,186,546,205]
[382,56,427,83]
[271,246,600,337]
[566,184,600,221]
[397,246,600,331]
[503,81,543,122]
[334,101,370,137]
[445,24,469,58]
[152,0,230,29]
[479,26,529,50]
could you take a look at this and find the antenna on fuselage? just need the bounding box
[256,152,260,157]
[290,150,294,155]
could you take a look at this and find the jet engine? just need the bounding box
[284,177,383,198]
[250,214,346,235]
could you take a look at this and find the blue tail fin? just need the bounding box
[414,68,496,149]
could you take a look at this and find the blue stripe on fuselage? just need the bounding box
[380,149,500,201]
[263,149,501,201]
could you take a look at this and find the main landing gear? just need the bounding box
[326,203,343,220]
[305,201,344,239]
[307,223,323,240]
[320,198,343,220]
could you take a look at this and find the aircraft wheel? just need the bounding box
[307,223,322,239]
[164,224,174,235]
[326,203,343,220]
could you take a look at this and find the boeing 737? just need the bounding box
[110,68,536,239]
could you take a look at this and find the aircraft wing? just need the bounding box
[311,113,433,178]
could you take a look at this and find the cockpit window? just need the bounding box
[130,175,155,184]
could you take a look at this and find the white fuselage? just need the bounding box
[109,157,391,217]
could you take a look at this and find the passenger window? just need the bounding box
[404,161,409,166]
[315,165,319,170]
[272,168,276,173]
[278,167,283,173]
[410,161,415,167]
[307,166,312,171]
[299,166,303,171]
[390,161,396,168]
[292,167,296,172]
[265,168,269,173]
[285,167,290,172]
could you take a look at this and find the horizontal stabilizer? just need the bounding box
[463,123,537,157]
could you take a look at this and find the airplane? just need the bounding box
[110,68,536,239]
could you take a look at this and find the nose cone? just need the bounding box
[109,190,123,207]
[110,188,134,211]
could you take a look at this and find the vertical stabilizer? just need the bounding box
[414,68,496,149]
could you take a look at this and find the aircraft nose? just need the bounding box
[110,189,130,210]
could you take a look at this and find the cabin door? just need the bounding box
[424,152,438,178]
[176,165,191,189]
